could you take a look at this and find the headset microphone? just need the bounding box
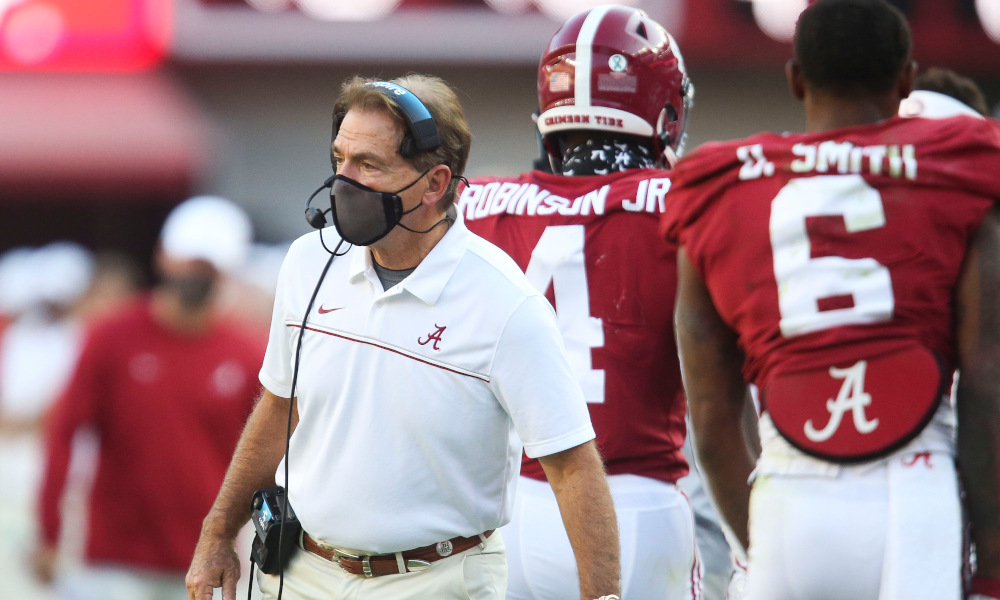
[304,175,336,229]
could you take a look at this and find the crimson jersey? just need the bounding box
[662,115,1000,404]
[460,169,688,484]
[39,297,262,572]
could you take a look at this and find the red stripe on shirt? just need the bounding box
[287,324,490,382]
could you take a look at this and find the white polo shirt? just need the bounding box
[259,212,595,553]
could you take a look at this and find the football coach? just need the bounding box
[185,73,622,600]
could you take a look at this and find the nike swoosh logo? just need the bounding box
[317,305,344,314]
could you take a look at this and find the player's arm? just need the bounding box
[674,247,755,552]
[186,389,298,600]
[955,204,1000,587]
[537,440,620,600]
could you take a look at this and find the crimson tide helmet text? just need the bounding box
[537,5,693,169]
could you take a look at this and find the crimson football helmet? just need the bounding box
[537,5,694,169]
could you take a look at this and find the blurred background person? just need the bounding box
[32,196,263,600]
[900,66,991,119]
[213,241,290,341]
[74,251,146,324]
[0,242,95,600]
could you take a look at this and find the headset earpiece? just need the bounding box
[399,136,417,159]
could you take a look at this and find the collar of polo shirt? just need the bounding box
[349,205,463,305]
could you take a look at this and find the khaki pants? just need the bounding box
[257,530,507,600]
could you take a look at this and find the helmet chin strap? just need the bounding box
[662,146,679,169]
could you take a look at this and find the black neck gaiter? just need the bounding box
[560,139,657,176]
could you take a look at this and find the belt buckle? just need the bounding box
[406,559,432,572]
[331,548,374,577]
[331,545,432,577]
[332,548,361,561]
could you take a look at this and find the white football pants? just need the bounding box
[504,474,700,600]
[747,450,962,600]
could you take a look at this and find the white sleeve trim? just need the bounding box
[523,424,596,459]
[258,369,292,399]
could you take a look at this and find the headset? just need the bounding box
[305,81,443,231]
[252,82,441,600]
[357,81,442,158]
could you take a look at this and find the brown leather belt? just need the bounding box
[302,530,494,577]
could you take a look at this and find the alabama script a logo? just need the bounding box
[804,360,880,442]
[418,324,446,351]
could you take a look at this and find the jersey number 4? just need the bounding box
[770,175,895,337]
[525,225,606,403]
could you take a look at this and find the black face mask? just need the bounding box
[329,170,430,247]
[163,274,217,310]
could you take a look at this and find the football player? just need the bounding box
[663,1,1000,598]
[900,67,990,119]
[459,5,714,598]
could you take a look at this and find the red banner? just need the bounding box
[0,0,170,71]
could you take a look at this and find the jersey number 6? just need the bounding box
[769,175,895,337]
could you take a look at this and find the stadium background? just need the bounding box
[1,0,998,267]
